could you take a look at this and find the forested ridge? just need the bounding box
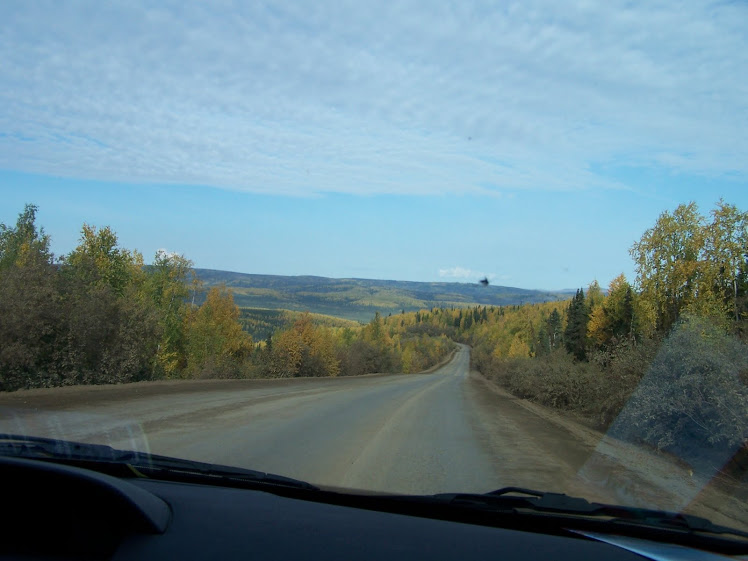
[194,268,569,322]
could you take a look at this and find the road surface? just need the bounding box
[1,346,587,493]
[1,345,745,530]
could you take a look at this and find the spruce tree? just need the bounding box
[564,289,589,360]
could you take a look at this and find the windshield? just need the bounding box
[1,0,746,538]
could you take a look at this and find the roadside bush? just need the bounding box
[475,341,661,430]
[588,337,660,428]
[490,350,602,412]
[0,257,62,391]
[191,356,249,379]
[54,282,161,386]
[399,334,455,373]
[336,339,398,376]
[610,315,748,472]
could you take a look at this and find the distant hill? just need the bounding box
[195,269,570,323]
[239,308,360,342]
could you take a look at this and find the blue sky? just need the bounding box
[1,1,746,290]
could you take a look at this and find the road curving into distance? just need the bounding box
[1,344,744,530]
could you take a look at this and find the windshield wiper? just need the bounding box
[0,433,144,462]
[0,434,318,491]
[431,487,748,541]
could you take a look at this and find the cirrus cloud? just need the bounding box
[0,1,746,196]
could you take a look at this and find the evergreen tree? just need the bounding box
[265,333,273,353]
[564,289,589,360]
[548,308,562,349]
[534,323,550,356]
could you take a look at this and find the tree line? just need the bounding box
[0,204,454,391]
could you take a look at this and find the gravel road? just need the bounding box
[1,345,745,530]
[1,346,587,494]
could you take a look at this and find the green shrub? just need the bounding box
[610,315,748,472]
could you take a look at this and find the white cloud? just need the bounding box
[438,267,499,282]
[155,248,179,260]
[439,267,475,279]
[1,1,746,195]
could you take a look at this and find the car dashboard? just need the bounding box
[1,455,737,560]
